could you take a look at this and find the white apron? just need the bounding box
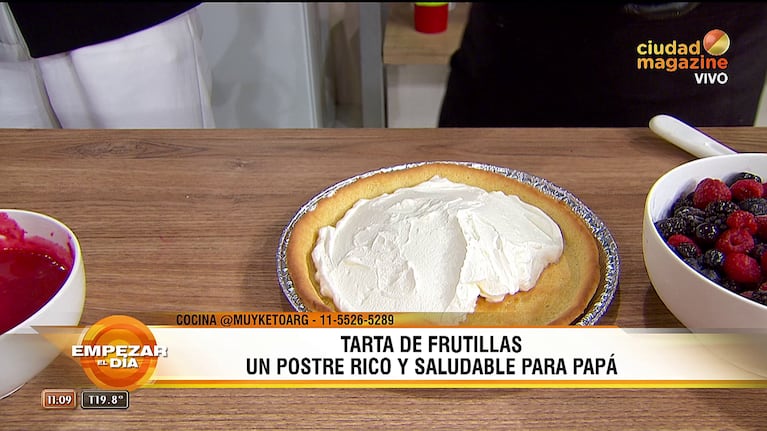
[0,3,214,128]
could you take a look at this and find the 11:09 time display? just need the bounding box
[45,394,73,406]
[41,389,77,409]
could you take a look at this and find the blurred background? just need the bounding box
[199,3,767,129]
[198,2,481,128]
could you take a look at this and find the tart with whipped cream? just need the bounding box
[286,163,601,325]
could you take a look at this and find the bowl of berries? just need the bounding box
[643,153,767,330]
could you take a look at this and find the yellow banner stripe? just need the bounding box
[146,379,767,389]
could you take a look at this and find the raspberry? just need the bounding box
[730,179,764,201]
[726,210,758,235]
[667,233,696,248]
[715,228,755,255]
[663,174,767,306]
[723,252,762,284]
[693,178,732,209]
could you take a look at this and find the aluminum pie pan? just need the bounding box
[276,161,619,326]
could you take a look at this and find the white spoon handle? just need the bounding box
[649,114,737,158]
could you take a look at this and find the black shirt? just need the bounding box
[8,2,201,58]
[438,3,767,127]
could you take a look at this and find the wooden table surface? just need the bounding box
[1,127,766,430]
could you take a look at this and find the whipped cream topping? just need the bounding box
[311,176,564,315]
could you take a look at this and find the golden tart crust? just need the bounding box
[286,163,602,325]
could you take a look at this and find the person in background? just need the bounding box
[439,3,767,127]
[0,2,214,128]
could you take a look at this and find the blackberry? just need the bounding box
[655,217,687,239]
[665,174,767,300]
[670,193,694,217]
[704,215,728,232]
[674,242,701,259]
[727,172,762,186]
[751,290,767,306]
[705,200,740,217]
[718,278,742,293]
[698,267,722,284]
[694,222,721,245]
[751,243,767,261]
[702,248,725,269]
[673,206,706,232]
[682,256,703,272]
[739,198,767,216]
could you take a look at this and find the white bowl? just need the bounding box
[0,210,85,399]
[643,153,767,330]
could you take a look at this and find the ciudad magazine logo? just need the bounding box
[636,29,731,85]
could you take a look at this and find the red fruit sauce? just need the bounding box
[0,212,73,335]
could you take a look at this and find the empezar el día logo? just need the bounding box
[636,29,730,84]
[71,315,167,391]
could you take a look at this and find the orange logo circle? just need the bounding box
[703,29,730,56]
[77,315,161,391]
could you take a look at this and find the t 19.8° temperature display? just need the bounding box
[80,390,130,409]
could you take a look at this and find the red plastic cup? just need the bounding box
[414,2,448,34]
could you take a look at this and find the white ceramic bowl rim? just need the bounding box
[1,209,83,334]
